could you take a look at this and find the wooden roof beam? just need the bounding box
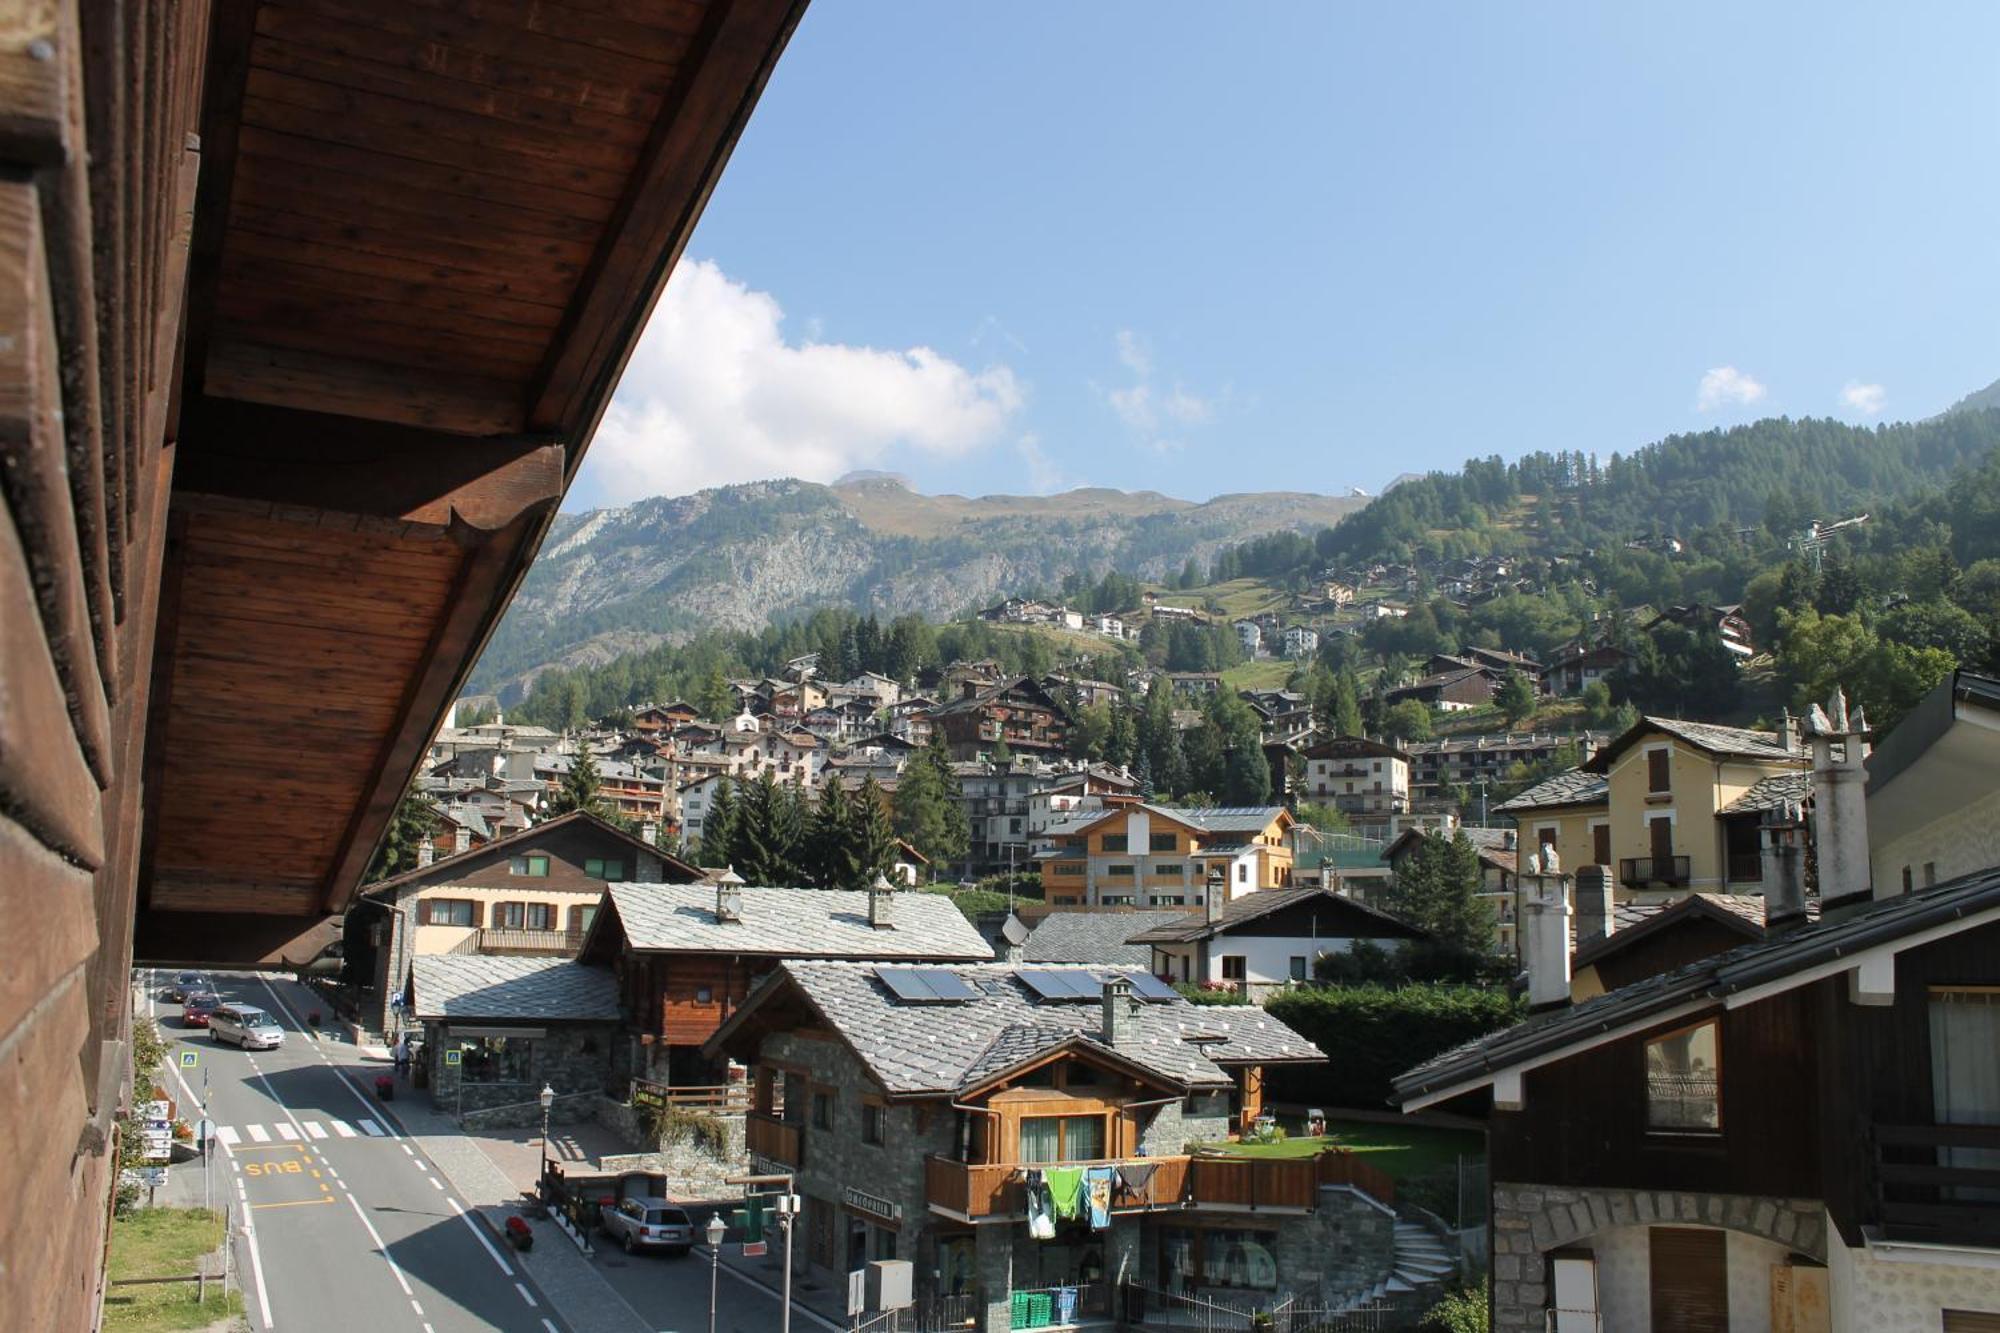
[175,398,564,536]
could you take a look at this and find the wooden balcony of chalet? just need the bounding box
[1870,1122,2000,1249]
[748,1112,803,1168]
[924,1147,1395,1221]
[448,926,585,957]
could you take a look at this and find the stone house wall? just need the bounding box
[421,1021,617,1126]
[1489,1180,1826,1331]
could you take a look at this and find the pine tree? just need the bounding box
[702,775,740,868]
[367,792,440,882]
[548,748,608,818]
[893,734,969,868]
[809,780,857,888]
[696,666,735,722]
[1496,671,1538,726]
[1333,670,1363,738]
[854,777,900,886]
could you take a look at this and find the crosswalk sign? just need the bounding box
[179,1051,198,1069]
[443,1049,462,1066]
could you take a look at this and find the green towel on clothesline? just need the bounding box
[1044,1167,1085,1220]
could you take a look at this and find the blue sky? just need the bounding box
[568,2,2000,510]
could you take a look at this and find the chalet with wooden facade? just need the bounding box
[3,0,805,1321]
[704,961,1427,1332]
[1035,805,1295,910]
[580,879,992,1084]
[357,811,698,1035]
[1395,680,2000,1333]
[931,676,1072,761]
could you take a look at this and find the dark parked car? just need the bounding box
[166,971,206,1002]
[600,1197,693,1256]
[181,992,221,1028]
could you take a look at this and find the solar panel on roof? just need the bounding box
[921,971,979,1002]
[875,965,975,1005]
[1018,969,1094,1002]
[1124,973,1178,1002]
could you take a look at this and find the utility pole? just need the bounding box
[727,1172,799,1333]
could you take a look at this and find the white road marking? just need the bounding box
[217,1126,241,1147]
[411,1299,424,1316]
[400,1144,414,1156]
[430,1177,444,1191]
[515,1282,537,1308]
[445,1197,515,1277]
[344,1193,414,1296]
[542,1321,559,1333]
[255,975,405,1139]
[303,1121,328,1140]
[246,1124,270,1143]
[359,1118,385,1137]
[331,1119,357,1138]
[275,1124,299,1142]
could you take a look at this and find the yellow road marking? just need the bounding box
[311,1169,322,1179]
[251,1197,337,1210]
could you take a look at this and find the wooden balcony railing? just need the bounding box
[925,1155,1190,1219]
[448,926,584,956]
[747,1112,802,1168]
[1187,1154,1319,1211]
[1872,1122,2000,1247]
[925,1146,1396,1220]
[629,1079,749,1115]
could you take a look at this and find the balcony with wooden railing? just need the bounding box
[924,1146,1394,1220]
[1870,1122,2000,1248]
[747,1112,803,1168]
[447,926,585,957]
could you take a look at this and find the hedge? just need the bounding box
[1263,984,1523,1112]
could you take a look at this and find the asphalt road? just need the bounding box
[143,969,567,1333]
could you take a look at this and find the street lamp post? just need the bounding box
[537,1083,555,1191]
[705,1213,727,1333]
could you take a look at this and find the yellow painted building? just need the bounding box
[1035,803,1294,909]
[1498,717,1808,904]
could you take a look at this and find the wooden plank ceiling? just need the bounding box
[137,0,804,955]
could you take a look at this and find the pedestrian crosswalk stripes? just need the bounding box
[209,1120,386,1147]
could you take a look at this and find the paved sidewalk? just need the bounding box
[331,1046,654,1333]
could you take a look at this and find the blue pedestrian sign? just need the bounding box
[179,1050,199,1069]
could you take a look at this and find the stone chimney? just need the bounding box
[868,872,896,929]
[1520,852,1572,1012]
[1204,868,1227,923]
[452,823,471,855]
[1760,799,1809,932]
[714,867,744,923]
[416,839,435,869]
[1100,974,1135,1047]
[1805,688,1873,901]
[638,818,659,847]
[1777,708,1799,756]
[1573,863,1615,950]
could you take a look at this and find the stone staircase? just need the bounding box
[1333,1220,1458,1309]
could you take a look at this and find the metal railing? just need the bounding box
[1618,855,1691,887]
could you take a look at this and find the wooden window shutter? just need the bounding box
[1648,748,1671,793]
[1649,1227,1727,1333]
[1944,1314,2000,1333]
[415,899,430,926]
[1592,824,1612,866]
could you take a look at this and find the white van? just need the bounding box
[210,1004,286,1050]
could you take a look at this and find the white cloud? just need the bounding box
[581,260,1023,502]
[1016,435,1076,493]
[1102,331,1215,449]
[1840,381,1886,415]
[1695,365,1768,412]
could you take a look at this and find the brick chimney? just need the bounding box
[416,839,435,868]
[1520,851,1571,1012]
[1101,974,1135,1046]
[1805,687,1872,901]
[714,867,744,923]
[1760,799,1809,932]
[1573,863,1614,950]
[868,872,896,929]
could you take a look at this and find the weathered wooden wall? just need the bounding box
[0,3,209,1327]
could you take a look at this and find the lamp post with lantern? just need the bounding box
[705,1212,727,1333]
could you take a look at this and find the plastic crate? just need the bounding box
[1010,1291,1053,1329]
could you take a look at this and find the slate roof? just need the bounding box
[1021,911,1187,966]
[1587,716,1801,771]
[598,883,992,960]
[408,956,620,1022]
[1393,865,2000,1107]
[713,961,1324,1097]
[1126,886,1423,944]
[1494,768,1610,813]
[1719,772,1814,816]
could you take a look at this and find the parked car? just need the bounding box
[600,1197,693,1256]
[181,992,221,1027]
[166,970,206,1002]
[209,1004,286,1050]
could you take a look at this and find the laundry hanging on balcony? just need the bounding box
[1045,1166,1086,1221]
[1084,1167,1114,1230]
[1024,1171,1056,1240]
[1115,1161,1158,1202]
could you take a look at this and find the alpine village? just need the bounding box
[7,6,2000,1333]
